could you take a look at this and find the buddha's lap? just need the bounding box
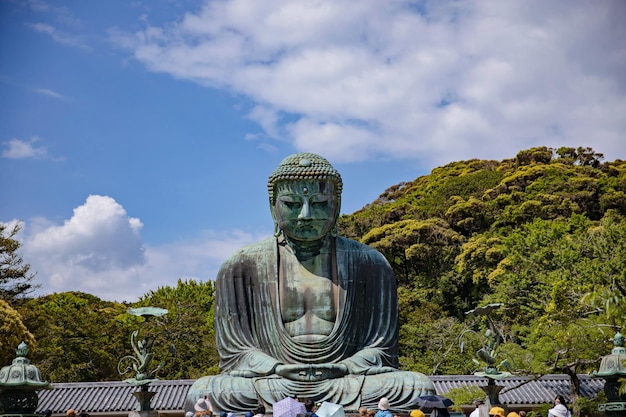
[187,370,435,411]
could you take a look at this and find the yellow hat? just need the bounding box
[410,411,426,417]
[489,407,505,417]
[507,413,520,417]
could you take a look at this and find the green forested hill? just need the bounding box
[6,146,625,402]
[338,146,626,379]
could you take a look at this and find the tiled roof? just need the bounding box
[36,379,194,414]
[35,375,604,414]
[429,374,603,405]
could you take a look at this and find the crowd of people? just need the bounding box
[189,396,433,417]
[57,391,571,417]
[187,394,573,417]
[479,394,571,417]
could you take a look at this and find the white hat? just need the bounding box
[548,404,568,417]
[195,398,210,412]
[378,398,390,411]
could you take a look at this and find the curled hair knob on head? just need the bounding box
[267,153,343,205]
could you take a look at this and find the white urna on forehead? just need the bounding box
[274,180,335,196]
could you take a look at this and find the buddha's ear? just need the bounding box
[269,197,277,223]
[269,199,282,237]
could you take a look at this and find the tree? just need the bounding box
[0,299,35,365]
[0,222,37,301]
[135,279,219,379]
[17,292,131,382]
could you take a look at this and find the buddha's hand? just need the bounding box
[229,370,258,378]
[275,363,348,381]
[365,366,397,375]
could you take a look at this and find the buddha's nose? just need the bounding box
[298,201,312,219]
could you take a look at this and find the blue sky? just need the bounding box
[1,0,625,302]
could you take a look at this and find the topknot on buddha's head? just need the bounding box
[268,153,343,204]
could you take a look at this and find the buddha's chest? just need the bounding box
[278,248,342,338]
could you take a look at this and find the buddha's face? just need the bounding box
[273,180,339,242]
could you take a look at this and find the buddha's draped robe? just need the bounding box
[186,237,434,412]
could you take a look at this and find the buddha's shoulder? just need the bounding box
[223,237,276,261]
[336,236,386,259]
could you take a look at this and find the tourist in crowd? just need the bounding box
[375,398,393,417]
[469,399,483,417]
[550,396,571,417]
[548,402,569,417]
[304,399,318,417]
[489,407,505,417]
[253,405,265,417]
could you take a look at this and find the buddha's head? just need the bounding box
[268,153,342,242]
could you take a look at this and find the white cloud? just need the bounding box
[16,196,265,302]
[112,0,626,165]
[27,22,90,50]
[33,88,70,101]
[2,137,49,159]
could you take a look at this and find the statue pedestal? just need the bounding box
[480,382,504,406]
[480,379,505,414]
[132,390,156,411]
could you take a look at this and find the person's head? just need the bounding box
[518,412,526,417]
[410,410,425,417]
[367,410,376,417]
[304,400,316,412]
[359,407,368,416]
[473,399,484,408]
[488,407,505,417]
[548,404,568,417]
[44,411,52,417]
[554,395,567,407]
[378,398,390,411]
[254,405,266,416]
[507,413,519,417]
[66,409,76,417]
[268,153,342,242]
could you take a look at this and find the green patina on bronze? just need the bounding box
[0,342,50,414]
[267,153,343,205]
[592,331,626,413]
[118,307,168,386]
[186,153,435,413]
